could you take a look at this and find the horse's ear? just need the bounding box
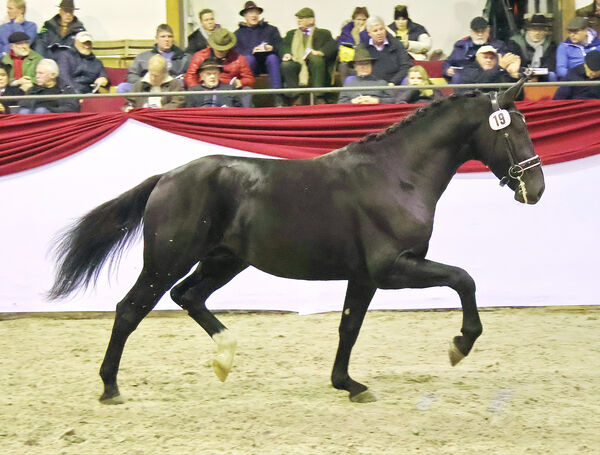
[498,77,527,107]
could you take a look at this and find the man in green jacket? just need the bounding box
[1,31,42,92]
[279,7,338,104]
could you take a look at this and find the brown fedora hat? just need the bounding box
[239,1,263,16]
[57,0,79,11]
[208,28,237,51]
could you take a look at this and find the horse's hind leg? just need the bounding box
[170,251,247,382]
[331,280,377,402]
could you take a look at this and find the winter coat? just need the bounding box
[553,63,600,99]
[387,20,432,59]
[126,74,185,109]
[56,47,107,94]
[184,47,255,89]
[186,82,242,107]
[126,44,190,84]
[506,33,556,71]
[556,31,600,79]
[455,62,518,94]
[0,19,37,55]
[337,21,360,46]
[360,34,412,85]
[0,84,24,113]
[18,79,80,112]
[279,27,338,62]
[33,14,85,58]
[234,21,281,56]
[337,74,393,104]
[442,36,506,77]
[1,49,43,81]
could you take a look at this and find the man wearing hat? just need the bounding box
[576,0,600,35]
[186,56,242,107]
[184,27,255,104]
[1,31,42,91]
[33,0,86,59]
[506,14,556,81]
[455,45,521,93]
[337,45,392,104]
[0,0,37,55]
[556,17,600,79]
[234,1,282,102]
[279,7,338,105]
[554,50,600,99]
[443,16,506,81]
[56,31,108,94]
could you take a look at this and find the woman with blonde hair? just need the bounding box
[396,65,443,104]
[0,0,37,55]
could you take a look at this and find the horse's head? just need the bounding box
[472,79,545,204]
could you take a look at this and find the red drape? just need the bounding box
[1,100,599,177]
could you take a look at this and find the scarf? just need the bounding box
[351,24,361,44]
[291,28,314,86]
[525,35,544,67]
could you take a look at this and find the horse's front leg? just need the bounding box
[374,255,483,365]
[331,280,377,402]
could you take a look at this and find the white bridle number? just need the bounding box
[489,109,511,131]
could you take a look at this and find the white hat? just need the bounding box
[75,31,93,43]
[476,45,497,55]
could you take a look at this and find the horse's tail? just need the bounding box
[48,174,163,300]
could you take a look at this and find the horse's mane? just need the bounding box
[358,91,482,144]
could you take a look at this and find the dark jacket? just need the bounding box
[507,33,556,71]
[456,62,518,94]
[442,36,506,77]
[388,20,429,42]
[279,27,338,62]
[553,63,600,99]
[235,21,281,56]
[396,87,444,104]
[360,34,412,85]
[337,74,394,104]
[126,75,185,109]
[186,82,242,107]
[576,2,600,35]
[126,44,190,84]
[0,84,24,113]
[56,47,108,94]
[18,80,80,112]
[33,14,86,58]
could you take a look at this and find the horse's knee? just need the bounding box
[449,268,476,296]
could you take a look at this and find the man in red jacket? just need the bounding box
[184,28,254,106]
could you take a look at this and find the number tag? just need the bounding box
[489,109,511,131]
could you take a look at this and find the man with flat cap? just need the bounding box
[1,31,42,92]
[554,50,600,99]
[279,7,338,104]
[443,16,506,81]
[33,0,86,59]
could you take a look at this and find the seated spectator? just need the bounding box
[56,31,108,94]
[1,31,41,92]
[506,14,556,81]
[396,65,443,104]
[234,2,282,105]
[185,28,255,107]
[121,24,190,93]
[554,50,600,99]
[0,61,24,114]
[33,0,85,59]
[556,17,600,79]
[279,7,338,105]
[360,16,412,86]
[124,54,185,110]
[576,0,600,36]
[17,58,79,113]
[443,16,506,81]
[0,0,37,55]
[337,45,392,105]
[455,45,521,94]
[336,6,369,83]
[387,5,431,61]
[186,56,242,107]
[186,8,220,55]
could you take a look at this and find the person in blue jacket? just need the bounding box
[0,0,37,55]
[56,31,108,94]
[554,50,600,99]
[556,16,600,79]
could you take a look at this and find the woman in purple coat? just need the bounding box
[336,6,369,82]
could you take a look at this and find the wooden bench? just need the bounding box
[94,39,155,68]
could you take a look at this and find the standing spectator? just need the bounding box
[56,31,108,94]
[443,16,506,81]
[234,1,282,105]
[124,54,185,110]
[185,27,255,107]
[361,16,412,86]
[576,0,600,36]
[17,58,79,113]
[33,0,85,59]
[279,7,338,105]
[336,6,369,83]
[1,31,42,92]
[0,61,24,114]
[396,65,443,104]
[554,50,600,100]
[506,14,556,81]
[556,17,600,79]
[186,8,220,55]
[186,56,242,107]
[455,45,521,94]
[0,0,37,55]
[337,45,392,105]
[387,5,431,61]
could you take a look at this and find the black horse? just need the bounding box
[49,79,544,404]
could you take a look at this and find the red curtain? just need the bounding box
[1,100,600,177]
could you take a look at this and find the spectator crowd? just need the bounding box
[1,0,600,114]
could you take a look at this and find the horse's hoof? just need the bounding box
[212,330,236,382]
[448,341,465,366]
[212,354,233,382]
[99,394,125,405]
[350,390,377,403]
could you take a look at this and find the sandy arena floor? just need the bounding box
[1,306,599,454]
